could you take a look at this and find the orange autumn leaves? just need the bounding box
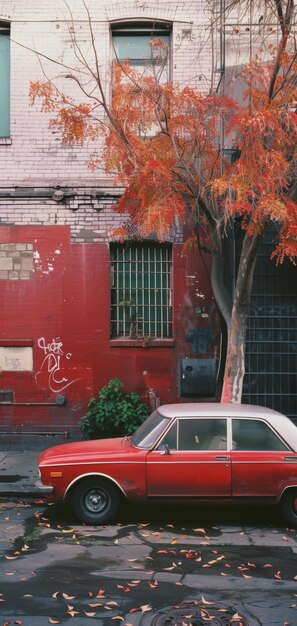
[30,41,297,260]
[29,82,98,145]
[212,60,297,263]
[105,66,236,239]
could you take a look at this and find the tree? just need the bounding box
[29,0,297,403]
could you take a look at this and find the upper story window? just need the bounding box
[0,21,10,138]
[111,21,171,83]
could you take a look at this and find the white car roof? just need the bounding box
[158,403,283,419]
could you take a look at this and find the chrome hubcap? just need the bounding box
[85,488,108,513]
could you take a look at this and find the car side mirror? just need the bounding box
[159,442,171,455]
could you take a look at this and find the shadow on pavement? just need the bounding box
[43,498,285,530]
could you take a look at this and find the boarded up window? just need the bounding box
[0,243,33,280]
[0,346,33,371]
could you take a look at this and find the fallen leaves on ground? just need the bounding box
[201,596,215,605]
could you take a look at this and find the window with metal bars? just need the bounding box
[240,227,297,423]
[0,21,10,138]
[110,243,172,340]
[0,390,14,403]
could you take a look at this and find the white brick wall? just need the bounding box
[0,0,216,241]
[0,186,183,242]
[0,0,216,186]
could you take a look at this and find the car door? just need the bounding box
[146,417,231,497]
[231,418,293,497]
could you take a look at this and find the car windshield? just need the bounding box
[131,410,171,449]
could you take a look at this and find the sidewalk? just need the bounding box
[0,451,43,497]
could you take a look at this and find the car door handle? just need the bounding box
[215,455,229,461]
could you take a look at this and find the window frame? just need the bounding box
[0,20,10,139]
[111,20,171,82]
[231,418,289,451]
[157,417,228,452]
[110,242,173,346]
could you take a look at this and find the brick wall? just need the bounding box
[0,0,217,188]
[0,243,33,279]
[0,0,217,241]
[0,187,183,243]
[0,0,222,434]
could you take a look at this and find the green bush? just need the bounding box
[79,378,150,439]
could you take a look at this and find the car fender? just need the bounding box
[64,472,128,500]
[277,484,297,503]
[276,483,297,503]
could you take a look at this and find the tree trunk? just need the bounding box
[221,231,260,403]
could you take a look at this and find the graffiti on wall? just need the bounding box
[35,336,81,393]
[33,248,62,276]
[182,293,220,356]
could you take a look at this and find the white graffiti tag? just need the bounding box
[36,336,80,393]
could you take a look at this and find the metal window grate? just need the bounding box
[241,227,297,423]
[0,390,14,403]
[110,243,172,339]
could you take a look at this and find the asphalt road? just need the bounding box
[0,499,297,626]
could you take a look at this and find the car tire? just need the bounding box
[280,489,297,527]
[72,477,121,525]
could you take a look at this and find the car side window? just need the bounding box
[178,418,227,451]
[158,422,178,450]
[232,419,288,451]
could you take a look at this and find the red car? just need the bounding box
[37,403,297,526]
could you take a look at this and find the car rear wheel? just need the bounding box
[280,489,297,527]
[72,477,121,525]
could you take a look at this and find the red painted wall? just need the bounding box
[0,226,221,437]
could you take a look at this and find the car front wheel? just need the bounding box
[72,477,121,525]
[280,489,297,527]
